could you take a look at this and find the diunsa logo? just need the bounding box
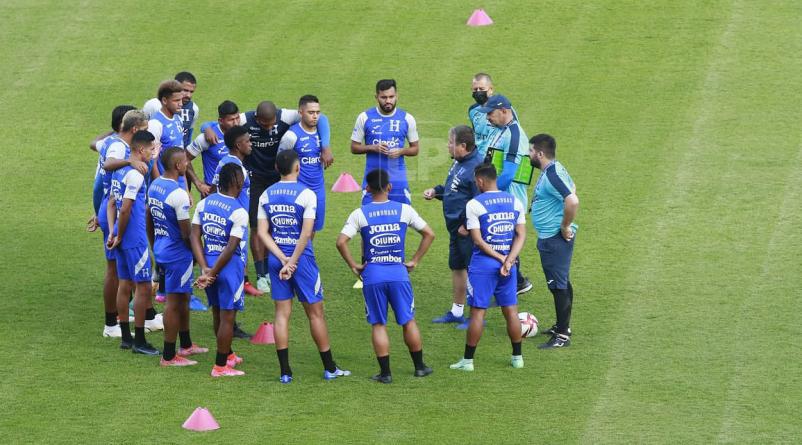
[203,223,226,238]
[271,214,297,227]
[370,233,401,247]
[487,221,514,236]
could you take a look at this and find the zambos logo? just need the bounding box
[150,207,166,221]
[487,221,514,236]
[370,233,401,247]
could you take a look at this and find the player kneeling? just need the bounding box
[257,150,349,384]
[450,163,527,372]
[147,147,208,366]
[191,163,249,377]
[336,169,434,383]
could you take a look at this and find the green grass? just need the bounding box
[2,0,802,443]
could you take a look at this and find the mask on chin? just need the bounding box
[472,90,488,105]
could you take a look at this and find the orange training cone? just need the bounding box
[182,407,220,432]
[331,172,362,192]
[467,9,493,26]
[250,321,275,345]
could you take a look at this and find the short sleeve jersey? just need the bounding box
[147,176,192,263]
[531,160,575,239]
[278,123,323,190]
[192,193,249,267]
[243,108,298,180]
[340,200,427,285]
[110,166,148,249]
[187,122,229,185]
[351,107,419,189]
[257,181,317,258]
[213,154,251,214]
[465,191,526,272]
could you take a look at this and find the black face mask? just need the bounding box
[472,90,488,105]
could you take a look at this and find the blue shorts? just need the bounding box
[536,233,575,290]
[158,258,194,294]
[115,245,152,283]
[269,254,323,304]
[467,267,518,309]
[205,262,244,311]
[363,281,415,326]
[361,187,411,205]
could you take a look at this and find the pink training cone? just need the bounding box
[182,407,220,432]
[467,9,494,26]
[250,321,275,345]
[331,172,361,192]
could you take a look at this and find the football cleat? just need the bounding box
[211,365,244,377]
[227,352,243,368]
[432,311,466,324]
[103,324,122,338]
[178,344,209,356]
[538,334,571,349]
[132,342,160,356]
[449,358,474,372]
[160,355,198,367]
[144,313,164,332]
[371,373,393,384]
[244,282,264,296]
[323,367,352,380]
[233,323,252,340]
[544,325,572,337]
[511,355,524,368]
[279,374,293,384]
[414,366,434,377]
[189,295,208,311]
[256,275,270,293]
[516,278,533,295]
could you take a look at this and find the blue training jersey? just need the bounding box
[147,177,193,264]
[110,165,149,250]
[192,193,249,268]
[465,191,527,272]
[257,181,317,258]
[187,122,229,185]
[179,100,197,148]
[531,160,577,239]
[340,200,428,285]
[278,123,323,190]
[149,110,187,188]
[213,154,250,214]
[351,107,419,190]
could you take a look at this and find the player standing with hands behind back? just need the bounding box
[191,163,249,377]
[336,169,435,383]
[450,163,527,372]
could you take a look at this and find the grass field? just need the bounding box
[2,0,802,443]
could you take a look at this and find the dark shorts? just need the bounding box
[249,174,279,227]
[536,232,575,290]
[448,231,473,270]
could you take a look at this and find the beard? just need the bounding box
[530,157,541,169]
[381,102,396,113]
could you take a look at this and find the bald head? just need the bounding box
[256,101,277,120]
[473,72,493,84]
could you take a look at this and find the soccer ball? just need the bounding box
[518,312,539,338]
